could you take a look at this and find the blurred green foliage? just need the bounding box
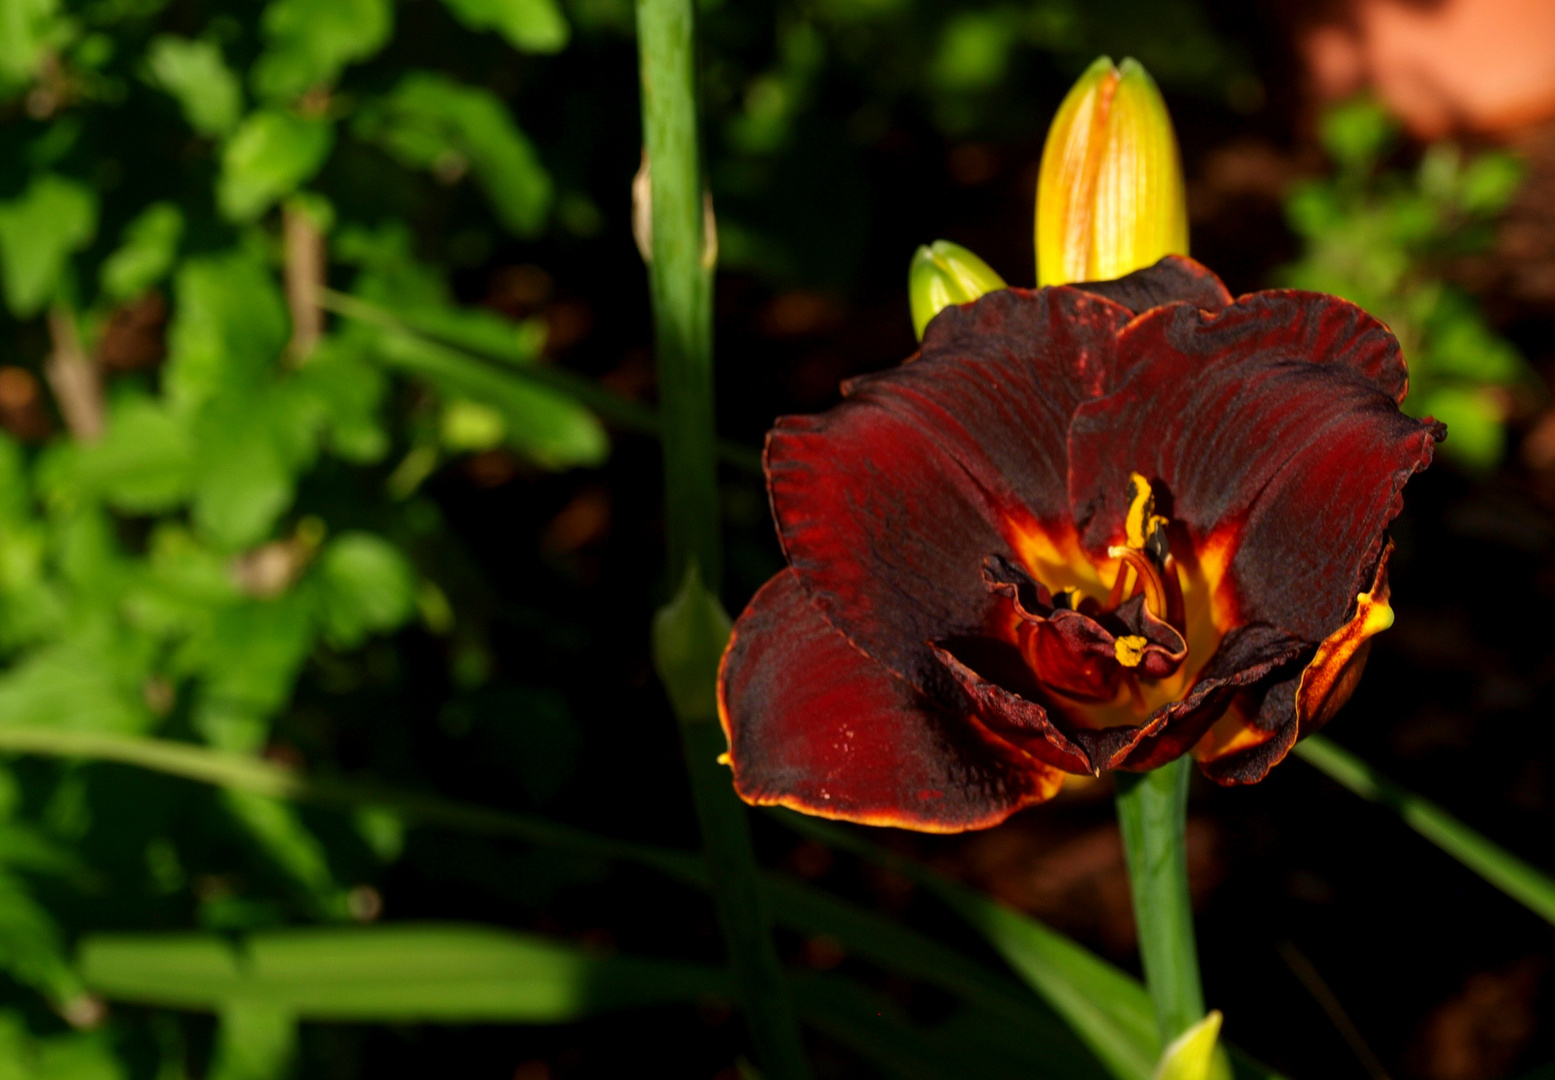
[1280,97,1533,468]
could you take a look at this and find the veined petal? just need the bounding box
[1074,254,1231,316]
[1194,545,1397,783]
[1068,292,1441,643]
[769,287,1131,692]
[719,571,1065,831]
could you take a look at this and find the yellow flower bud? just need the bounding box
[908,240,1007,340]
[1152,1011,1231,1080]
[1035,56,1189,287]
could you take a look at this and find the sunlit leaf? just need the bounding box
[437,0,569,53]
[68,392,195,511]
[143,36,242,137]
[251,0,393,101]
[0,0,69,96]
[316,532,416,649]
[0,1012,123,1080]
[79,923,731,1019]
[371,330,607,469]
[356,72,552,236]
[210,1002,296,1080]
[99,202,183,302]
[217,111,335,222]
[164,248,288,409]
[0,173,97,317]
[189,390,298,548]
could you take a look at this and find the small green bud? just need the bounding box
[652,562,733,723]
[1152,1011,1230,1080]
[908,239,1007,340]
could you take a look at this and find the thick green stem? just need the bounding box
[1115,757,1204,1043]
[637,2,810,1076]
[637,0,718,592]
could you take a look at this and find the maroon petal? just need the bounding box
[1118,623,1308,772]
[1118,290,1411,403]
[718,571,1065,831]
[1073,255,1232,316]
[768,286,1132,691]
[1068,293,1442,643]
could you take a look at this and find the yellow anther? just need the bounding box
[1114,634,1148,667]
[1123,472,1167,551]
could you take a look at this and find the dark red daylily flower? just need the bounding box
[718,256,1443,833]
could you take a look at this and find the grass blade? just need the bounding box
[80,924,729,1021]
[1294,735,1555,924]
[770,810,1160,1080]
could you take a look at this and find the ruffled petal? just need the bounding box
[1119,623,1308,772]
[1073,254,1232,316]
[1194,544,1395,784]
[1068,292,1442,643]
[718,571,1065,832]
[768,286,1132,690]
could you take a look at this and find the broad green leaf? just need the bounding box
[356,72,552,236]
[99,201,183,301]
[0,0,67,96]
[251,0,392,101]
[0,634,154,736]
[79,923,731,1019]
[217,111,335,222]
[176,595,314,721]
[210,1002,296,1080]
[0,173,97,317]
[189,390,297,548]
[437,0,569,53]
[372,330,607,469]
[316,532,416,649]
[68,392,195,512]
[164,248,288,409]
[0,1012,123,1080]
[288,338,389,463]
[143,36,242,137]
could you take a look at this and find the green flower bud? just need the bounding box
[908,240,1007,340]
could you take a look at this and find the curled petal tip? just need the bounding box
[908,240,1007,339]
[1036,55,1189,286]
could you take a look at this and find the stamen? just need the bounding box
[1108,545,1168,620]
[1114,635,1147,667]
[1123,471,1170,553]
